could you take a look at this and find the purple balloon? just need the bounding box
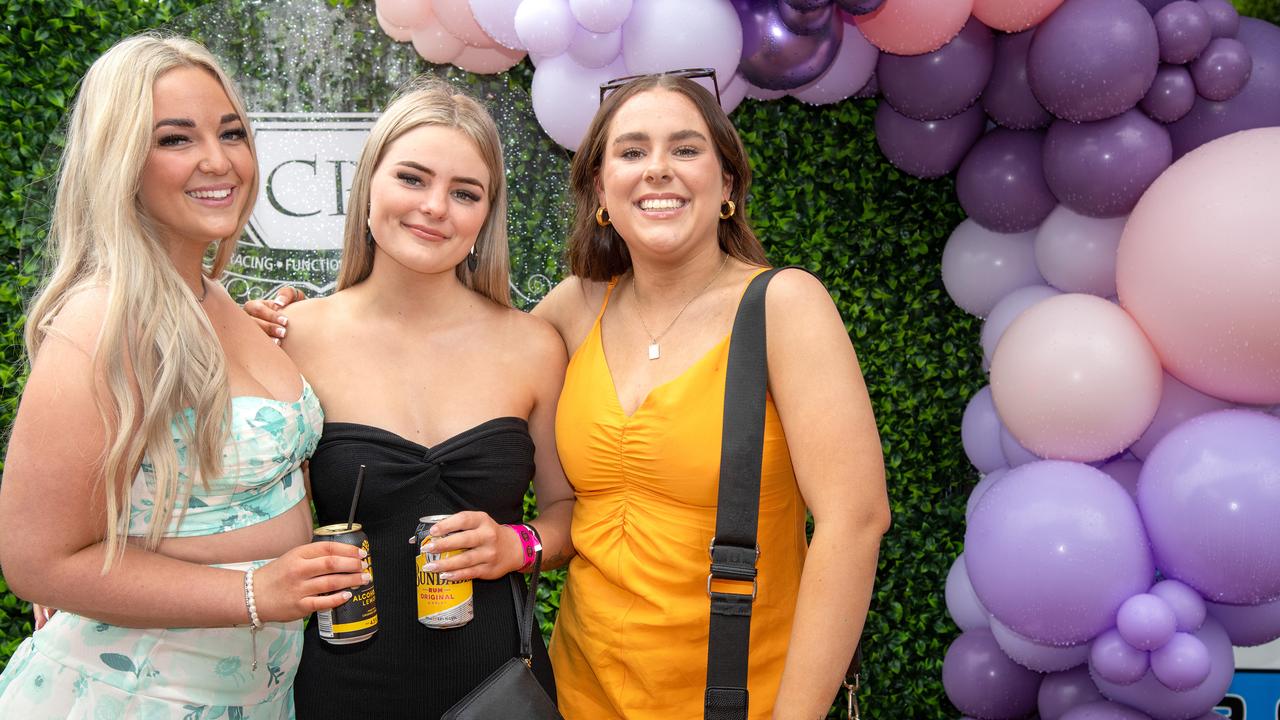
[957,128,1057,233]
[1094,618,1233,716]
[1115,594,1177,651]
[962,386,1007,473]
[853,70,878,98]
[943,629,1043,720]
[1028,0,1159,122]
[1168,18,1280,158]
[1197,0,1239,38]
[733,0,843,90]
[981,284,1061,368]
[875,102,986,179]
[836,0,884,14]
[1139,409,1280,604]
[783,0,831,10]
[1089,629,1150,685]
[1140,64,1197,123]
[940,218,1043,317]
[779,1,833,35]
[1043,110,1173,218]
[878,17,994,121]
[1061,701,1153,720]
[947,554,992,632]
[984,29,1052,130]
[1000,425,1041,468]
[1154,1,1212,64]
[992,616,1091,673]
[1190,36,1252,101]
[1138,0,1178,12]
[967,468,1008,521]
[967,461,1155,645]
[1205,594,1280,646]
[1149,579,1208,633]
[1039,666,1106,720]
[1149,632,1210,691]
[790,19,879,105]
[1100,459,1142,500]
[1129,373,1234,460]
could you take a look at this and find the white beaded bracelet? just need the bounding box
[244,568,262,671]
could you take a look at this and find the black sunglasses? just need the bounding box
[598,67,721,105]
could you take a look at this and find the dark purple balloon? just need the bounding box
[779,1,834,35]
[1140,64,1197,122]
[943,629,1042,720]
[733,0,843,90]
[1154,0,1212,64]
[1137,0,1177,12]
[836,0,884,15]
[1190,36,1252,101]
[1169,17,1280,157]
[957,128,1056,233]
[875,102,986,179]
[1043,109,1173,218]
[984,30,1052,130]
[1028,0,1160,122]
[1197,0,1239,38]
[878,17,994,121]
[853,71,878,98]
[783,0,832,10]
[1039,666,1105,720]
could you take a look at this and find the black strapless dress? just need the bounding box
[293,418,555,719]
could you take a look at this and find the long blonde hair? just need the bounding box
[337,77,512,306]
[24,35,257,570]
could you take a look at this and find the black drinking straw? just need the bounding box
[346,465,366,530]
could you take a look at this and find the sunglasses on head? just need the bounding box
[598,67,721,105]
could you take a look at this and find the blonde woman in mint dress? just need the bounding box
[0,35,366,719]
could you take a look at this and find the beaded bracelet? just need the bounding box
[243,568,263,671]
[504,523,542,572]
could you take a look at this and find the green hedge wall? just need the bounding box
[2,2,1278,717]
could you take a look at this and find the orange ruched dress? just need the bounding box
[550,275,807,720]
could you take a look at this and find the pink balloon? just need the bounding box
[412,18,466,64]
[1117,127,1280,404]
[990,294,1163,462]
[973,0,1066,32]
[453,44,526,73]
[378,0,435,28]
[853,0,974,56]
[435,0,499,47]
[376,5,417,42]
[790,20,879,106]
[981,284,1061,369]
[469,0,526,50]
[1128,373,1235,460]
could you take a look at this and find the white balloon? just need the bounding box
[622,0,743,87]
[1035,205,1126,297]
[532,54,627,151]
[515,0,576,57]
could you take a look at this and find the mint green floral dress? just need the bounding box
[0,381,323,719]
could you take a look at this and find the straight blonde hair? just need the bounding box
[24,35,257,570]
[337,77,512,306]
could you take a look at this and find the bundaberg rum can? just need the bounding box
[314,523,378,644]
[415,515,474,628]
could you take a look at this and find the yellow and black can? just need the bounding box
[314,523,377,644]
[415,515,474,628]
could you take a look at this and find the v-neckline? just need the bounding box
[600,329,731,419]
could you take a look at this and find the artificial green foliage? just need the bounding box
[2,2,1279,718]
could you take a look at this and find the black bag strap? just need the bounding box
[508,551,541,664]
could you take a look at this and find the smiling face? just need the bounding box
[137,66,255,251]
[596,88,731,261]
[367,124,491,278]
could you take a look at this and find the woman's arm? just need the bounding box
[763,270,891,720]
[0,292,366,628]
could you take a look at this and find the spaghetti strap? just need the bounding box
[595,277,620,323]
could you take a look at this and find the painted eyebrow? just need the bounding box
[612,129,708,144]
[394,160,486,191]
[153,113,243,130]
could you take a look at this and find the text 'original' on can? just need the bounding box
[314,523,377,644]
[415,514,474,628]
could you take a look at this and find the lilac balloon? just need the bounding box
[1034,206,1124,297]
[1100,459,1142,500]
[874,102,985,179]
[1190,37,1252,101]
[967,461,1155,645]
[531,54,626,151]
[566,24,621,68]
[514,0,576,57]
[947,554,992,632]
[1168,18,1280,158]
[992,616,1091,673]
[745,81,788,101]
[967,468,1009,521]
[1138,0,1177,12]
[1128,373,1234,460]
[957,128,1057,233]
[1093,619,1234,720]
[963,386,1007,473]
[981,284,1061,368]
[622,0,743,86]
[1196,0,1238,38]
[940,218,1043,317]
[878,17,994,121]
[1000,425,1042,468]
[470,0,526,50]
[836,0,884,14]
[790,20,879,105]
[1061,701,1154,720]
[984,29,1052,130]
[733,0,843,90]
[853,70,878,98]
[1149,579,1207,633]
[1154,1,1212,64]
[1139,409,1280,604]
[1116,594,1177,651]
[1043,110,1172,218]
[1149,632,1210,691]
[1089,629,1150,685]
[568,0,632,33]
[1205,594,1280,646]
[943,629,1042,720]
[1140,64,1197,123]
[720,73,749,115]
[1039,666,1106,720]
[1028,0,1160,122]
[779,0,833,34]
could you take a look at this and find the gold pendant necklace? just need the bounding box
[631,253,730,361]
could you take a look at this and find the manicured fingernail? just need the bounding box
[424,543,436,553]
[439,572,453,581]
[274,327,286,338]
[341,591,353,600]
[278,315,288,326]
[272,338,281,346]
[361,573,373,584]
[358,548,368,558]
[424,562,438,572]
[272,296,286,307]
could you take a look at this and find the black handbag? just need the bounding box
[442,552,563,720]
[704,267,864,720]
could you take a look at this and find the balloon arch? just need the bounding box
[374,0,1280,717]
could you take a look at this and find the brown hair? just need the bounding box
[565,74,768,281]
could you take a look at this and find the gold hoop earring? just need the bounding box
[719,200,736,220]
[595,207,611,227]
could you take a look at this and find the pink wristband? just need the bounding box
[505,523,541,571]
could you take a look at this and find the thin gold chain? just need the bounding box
[630,252,729,359]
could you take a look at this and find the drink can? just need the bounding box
[415,514,474,628]
[313,523,377,644]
